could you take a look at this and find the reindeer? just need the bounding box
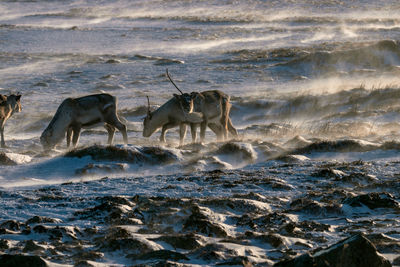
[142,71,203,145]
[164,70,237,143]
[0,94,22,148]
[40,93,128,150]
[190,90,238,143]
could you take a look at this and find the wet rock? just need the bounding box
[97,227,159,254]
[366,233,400,254]
[99,237,155,253]
[338,172,378,185]
[72,251,103,261]
[274,234,391,267]
[75,163,127,175]
[215,142,256,162]
[294,139,379,154]
[0,239,9,250]
[33,225,48,234]
[151,233,205,250]
[0,254,47,267]
[0,220,22,231]
[216,256,253,266]
[393,256,400,266]
[23,240,45,252]
[65,145,179,165]
[190,243,236,261]
[74,261,95,267]
[284,135,312,149]
[275,154,309,163]
[105,59,121,64]
[183,206,228,237]
[289,198,342,216]
[0,153,17,166]
[311,168,346,178]
[26,216,60,225]
[74,200,136,225]
[127,250,189,261]
[254,233,285,248]
[343,192,400,210]
[48,226,78,241]
[201,198,271,214]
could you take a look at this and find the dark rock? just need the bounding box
[183,206,228,237]
[65,145,178,165]
[127,250,189,261]
[216,256,253,266]
[26,216,59,225]
[0,153,17,165]
[33,225,48,234]
[215,142,255,161]
[0,239,9,250]
[72,251,103,261]
[75,163,127,175]
[0,220,22,231]
[274,234,391,267]
[105,59,120,64]
[151,233,204,250]
[289,198,342,215]
[255,233,285,248]
[393,256,400,265]
[23,240,45,252]
[190,243,236,261]
[294,139,378,154]
[74,261,95,267]
[0,254,47,267]
[343,192,400,210]
[311,168,344,178]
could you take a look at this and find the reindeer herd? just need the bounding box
[0,70,238,150]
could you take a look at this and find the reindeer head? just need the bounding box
[7,94,22,114]
[40,129,55,150]
[173,93,194,113]
[143,96,154,137]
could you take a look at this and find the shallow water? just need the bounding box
[1,0,400,266]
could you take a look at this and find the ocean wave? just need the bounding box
[217,40,400,77]
[278,40,400,76]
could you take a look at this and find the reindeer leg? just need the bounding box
[200,121,207,143]
[66,127,73,148]
[209,123,224,142]
[190,123,198,143]
[0,124,5,148]
[179,123,187,146]
[104,113,128,145]
[71,125,81,148]
[227,118,238,138]
[104,124,116,145]
[160,123,176,143]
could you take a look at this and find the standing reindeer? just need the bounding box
[142,70,203,145]
[164,69,237,143]
[40,93,128,150]
[190,90,238,143]
[0,94,22,148]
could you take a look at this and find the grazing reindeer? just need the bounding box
[190,90,238,143]
[142,71,203,145]
[40,93,128,150]
[0,94,22,148]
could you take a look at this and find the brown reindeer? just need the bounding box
[190,90,238,143]
[40,93,128,150]
[142,70,203,145]
[0,94,22,148]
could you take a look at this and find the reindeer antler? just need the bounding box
[166,69,183,95]
[146,96,151,116]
